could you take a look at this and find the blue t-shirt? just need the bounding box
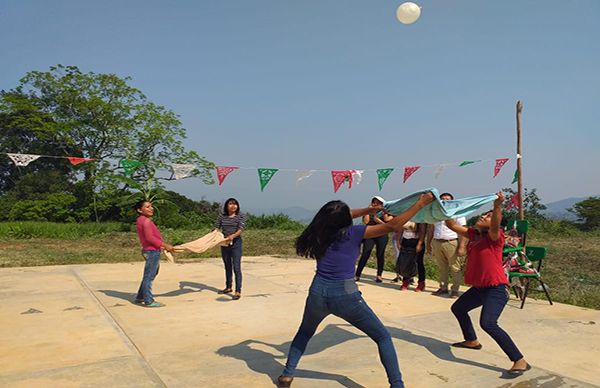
[316,225,367,280]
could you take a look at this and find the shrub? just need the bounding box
[246,213,304,231]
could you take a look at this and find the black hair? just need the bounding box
[295,200,353,260]
[440,192,454,200]
[223,198,240,215]
[134,199,150,211]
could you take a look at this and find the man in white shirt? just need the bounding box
[426,192,468,298]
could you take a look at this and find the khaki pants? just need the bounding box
[431,239,463,292]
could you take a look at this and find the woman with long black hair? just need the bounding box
[277,192,434,388]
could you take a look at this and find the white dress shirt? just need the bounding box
[433,217,466,240]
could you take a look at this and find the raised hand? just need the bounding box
[494,191,505,207]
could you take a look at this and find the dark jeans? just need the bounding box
[356,235,389,278]
[283,275,404,388]
[451,285,523,361]
[136,250,160,304]
[221,237,242,292]
[396,238,425,282]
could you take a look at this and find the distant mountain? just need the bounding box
[542,197,591,221]
[245,206,316,223]
[248,197,596,223]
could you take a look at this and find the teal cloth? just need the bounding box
[383,188,498,223]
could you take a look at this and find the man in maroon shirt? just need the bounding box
[444,192,531,377]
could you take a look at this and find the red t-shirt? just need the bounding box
[464,228,507,287]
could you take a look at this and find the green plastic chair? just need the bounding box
[508,246,553,309]
[503,220,529,252]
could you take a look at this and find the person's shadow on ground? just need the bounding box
[217,322,506,386]
[217,323,366,387]
[385,325,506,373]
[97,281,222,303]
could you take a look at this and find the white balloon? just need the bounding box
[396,2,421,25]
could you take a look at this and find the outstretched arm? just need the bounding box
[352,207,381,219]
[425,224,433,254]
[364,193,435,239]
[416,223,425,253]
[444,219,469,239]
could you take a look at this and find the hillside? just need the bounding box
[542,197,588,221]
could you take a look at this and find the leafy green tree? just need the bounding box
[0,107,76,194]
[0,65,214,220]
[569,197,600,229]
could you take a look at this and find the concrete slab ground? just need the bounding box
[1,256,598,388]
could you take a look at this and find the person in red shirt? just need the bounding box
[134,200,174,307]
[444,192,531,376]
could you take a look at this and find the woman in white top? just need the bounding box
[394,222,426,291]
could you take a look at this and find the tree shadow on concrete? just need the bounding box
[216,323,366,387]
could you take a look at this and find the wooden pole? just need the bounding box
[516,101,524,220]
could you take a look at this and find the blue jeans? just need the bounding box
[283,275,404,388]
[136,250,160,304]
[451,285,523,361]
[221,237,242,292]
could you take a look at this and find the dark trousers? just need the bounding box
[451,285,523,361]
[416,248,425,282]
[395,238,425,282]
[221,237,243,292]
[356,235,389,277]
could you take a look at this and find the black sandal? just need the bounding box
[451,342,482,350]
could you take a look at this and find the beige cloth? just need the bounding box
[163,230,229,263]
[162,249,175,264]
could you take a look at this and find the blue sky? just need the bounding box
[1,1,599,212]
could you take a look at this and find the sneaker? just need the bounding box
[232,292,241,300]
[432,288,449,296]
[144,301,165,308]
[133,299,144,304]
[375,276,383,283]
[450,291,460,298]
[218,288,233,294]
[415,281,425,292]
[400,279,410,291]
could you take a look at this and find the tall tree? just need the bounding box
[0,98,75,193]
[569,197,600,229]
[0,65,214,220]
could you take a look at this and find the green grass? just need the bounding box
[0,228,299,267]
[0,222,599,310]
[0,221,131,239]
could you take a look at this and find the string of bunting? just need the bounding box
[2,152,519,192]
[214,158,516,191]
